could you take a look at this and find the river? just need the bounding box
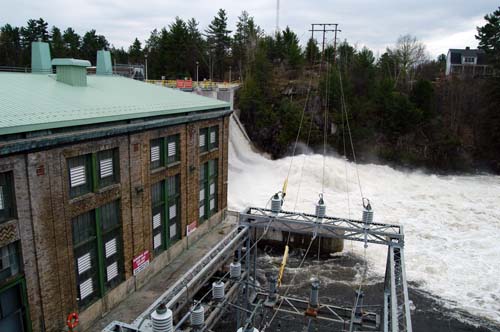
[227,116,500,331]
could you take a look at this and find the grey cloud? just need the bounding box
[1,0,497,57]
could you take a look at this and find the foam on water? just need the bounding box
[227,115,500,324]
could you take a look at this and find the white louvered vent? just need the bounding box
[151,145,160,162]
[153,213,161,229]
[77,253,91,275]
[105,238,117,258]
[107,261,118,281]
[100,158,113,178]
[0,187,4,210]
[169,204,176,219]
[153,233,162,249]
[70,165,86,187]
[210,131,216,144]
[168,141,176,157]
[170,223,177,239]
[80,278,93,300]
[199,133,205,147]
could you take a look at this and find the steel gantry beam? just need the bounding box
[239,207,404,247]
[239,207,412,332]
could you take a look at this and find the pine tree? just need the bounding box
[304,38,319,65]
[0,24,22,66]
[63,28,81,58]
[205,9,231,80]
[282,26,302,69]
[476,6,500,69]
[50,26,66,58]
[35,18,49,42]
[128,38,143,64]
[80,29,109,64]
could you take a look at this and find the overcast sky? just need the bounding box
[1,0,498,58]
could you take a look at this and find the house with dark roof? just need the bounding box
[445,47,493,77]
[0,41,231,331]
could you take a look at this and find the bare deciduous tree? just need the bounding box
[388,34,427,89]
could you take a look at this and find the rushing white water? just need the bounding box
[227,115,500,324]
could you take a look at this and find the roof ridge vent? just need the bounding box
[96,50,113,75]
[51,58,91,87]
[31,41,52,74]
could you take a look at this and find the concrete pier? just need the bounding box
[254,228,344,254]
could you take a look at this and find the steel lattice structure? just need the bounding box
[102,207,412,332]
[239,207,412,332]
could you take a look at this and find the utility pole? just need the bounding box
[276,0,280,33]
[309,23,341,66]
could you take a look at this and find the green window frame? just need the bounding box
[0,277,31,332]
[72,200,124,309]
[97,149,120,189]
[0,242,21,284]
[151,174,181,255]
[68,148,120,198]
[0,241,31,332]
[199,126,218,153]
[0,172,16,224]
[199,159,218,223]
[150,134,180,170]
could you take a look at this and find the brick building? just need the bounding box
[0,42,231,331]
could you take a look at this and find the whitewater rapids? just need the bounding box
[227,115,500,324]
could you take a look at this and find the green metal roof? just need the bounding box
[0,73,229,135]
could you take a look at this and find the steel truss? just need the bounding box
[102,207,412,332]
[239,207,412,332]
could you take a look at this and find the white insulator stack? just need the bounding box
[362,203,373,249]
[271,193,282,214]
[151,305,173,332]
[190,304,205,327]
[237,328,259,332]
[212,281,225,301]
[315,194,326,219]
[230,262,242,279]
[362,208,373,225]
[315,202,326,219]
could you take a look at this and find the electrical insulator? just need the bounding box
[315,194,326,219]
[212,281,225,301]
[362,206,374,225]
[190,304,205,327]
[151,303,173,332]
[362,199,373,248]
[271,193,282,214]
[237,328,259,332]
[354,290,365,319]
[309,277,320,308]
[230,261,242,279]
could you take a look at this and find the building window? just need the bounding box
[72,200,124,309]
[199,159,218,223]
[68,155,92,198]
[97,149,120,188]
[464,57,475,63]
[68,148,119,198]
[0,242,21,283]
[151,174,181,255]
[150,134,180,170]
[0,172,16,224]
[199,126,218,153]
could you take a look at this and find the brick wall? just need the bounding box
[3,114,230,331]
[0,155,43,331]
